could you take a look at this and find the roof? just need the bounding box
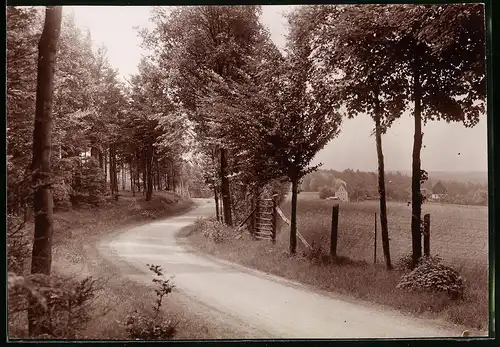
[432,181,447,194]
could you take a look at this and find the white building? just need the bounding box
[335,184,349,202]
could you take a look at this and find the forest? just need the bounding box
[7,4,486,339]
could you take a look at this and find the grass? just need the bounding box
[8,191,247,340]
[280,191,488,271]
[184,213,489,334]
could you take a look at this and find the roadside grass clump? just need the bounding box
[397,255,465,300]
[8,273,104,338]
[124,265,177,340]
[201,218,233,244]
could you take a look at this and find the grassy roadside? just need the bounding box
[9,191,250,340]
[182,218,488,335]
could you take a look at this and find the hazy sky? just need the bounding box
[68,5,488,173]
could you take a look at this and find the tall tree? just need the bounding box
[28,5,62,336]
[388,4,486,267]
[306,4,408,269]
[254,10,343,254]
[141,5,268,225]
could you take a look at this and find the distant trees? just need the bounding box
[302,169,488,206]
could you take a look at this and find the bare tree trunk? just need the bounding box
[29,6,62,337]
[220,148,232,226]
[142,149,147,195]
[289,177,298,254]
[130,162,135,197]
[99,147,104,170]
[214,188,220,222]
[103,148,107,183]
[374,94,392,270]
[146,141,153,201]
[172,161,176,193]
[156,156,161,191]
[121,162,126,190]
[411,47,423,269]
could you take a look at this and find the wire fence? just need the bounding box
[278,199,488,272]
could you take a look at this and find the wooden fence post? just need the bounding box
[424,213,430,257]
[272,195,277,243]
[374,212,377,265]
[330,204,339,258]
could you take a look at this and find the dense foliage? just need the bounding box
[397,255,465,300]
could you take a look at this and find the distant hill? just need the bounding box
[389,171,488,185]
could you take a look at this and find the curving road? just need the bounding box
[99,199,463,339]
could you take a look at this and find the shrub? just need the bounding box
[52,182,72,211]
[8,273,102,338]
[319,186,335,200]
[202,219,231,244]
[7,214,31,274]
[124,265,177,340]
[397,255,465,300]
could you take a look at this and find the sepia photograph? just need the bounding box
[6,3,490,341]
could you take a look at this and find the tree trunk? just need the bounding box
[103,148,107,183]
[146,141,153,201]
[130,162,135,197]
[220,148,232,226]
[411,48,423,268]
[98,147,104,170]
[214,188,220,222]
[121,162,125,190]
[289,177,298,254]
[171,161,176,193]
[374,102,392,270]
[156,155,161,191]
[28,6,62,337]
[142,149,147,195]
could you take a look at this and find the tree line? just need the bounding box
[302,169,488,206]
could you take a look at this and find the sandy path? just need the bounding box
[102,199,463,339]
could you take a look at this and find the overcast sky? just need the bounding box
[68,5,488,173]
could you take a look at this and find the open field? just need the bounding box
[279,192,488,272]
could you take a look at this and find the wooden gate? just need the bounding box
[252,197,277,241]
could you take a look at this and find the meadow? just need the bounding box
[279,192,488,272]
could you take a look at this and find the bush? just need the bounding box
[124,265,177,340]
[319,186,335,200]
[52,182,72,211]
[397,255,465,300]
[7,214,31,274]
[202,219,232,244]
[8,273,102,338]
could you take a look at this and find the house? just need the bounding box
[334,182,349,202]
[431,181,447,200]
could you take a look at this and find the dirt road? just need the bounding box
[101,199,463,339]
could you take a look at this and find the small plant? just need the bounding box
[124,264,177,340]
[397,255,465,300]
[202,220,229,244]
[8,273,102,338]
[304,243,331,265]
